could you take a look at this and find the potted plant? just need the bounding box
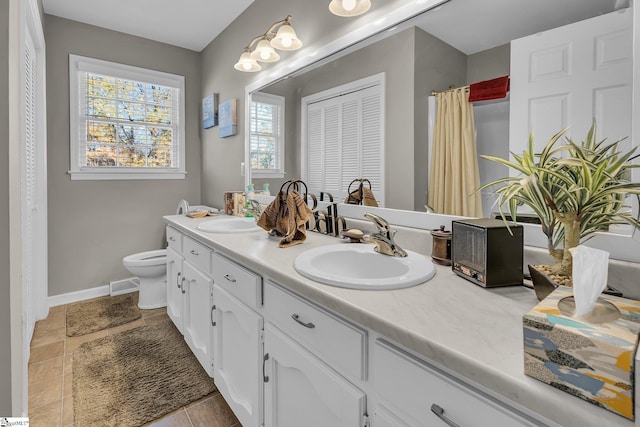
[480,122,640,286]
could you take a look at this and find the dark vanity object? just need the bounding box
[451,218,523,288]
[430,225,452,266]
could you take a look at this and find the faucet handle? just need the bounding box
[364,212,390,236]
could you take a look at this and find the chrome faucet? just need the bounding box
[244,199,263,220]
[362,212,407,257]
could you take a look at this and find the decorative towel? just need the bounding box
[468,75,509,102]
[257,190,313,248]
[362,188,378,207]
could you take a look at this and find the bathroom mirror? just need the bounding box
[243,0,640,262]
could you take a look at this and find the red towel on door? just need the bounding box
[468,75,510,102]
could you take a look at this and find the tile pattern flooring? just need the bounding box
[28,295,241,427]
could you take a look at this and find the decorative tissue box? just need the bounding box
[523,286,640,420]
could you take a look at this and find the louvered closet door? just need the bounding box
[24,29,38,336]
[305,84,384,205]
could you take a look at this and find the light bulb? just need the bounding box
[242,62,252,71]
[260,50,270,60]
[281,36,292,48]
[342,0,356,11]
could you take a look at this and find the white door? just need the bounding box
[212,285,263,427]
[166,248,184,334]
[302,74,385,205]
[510,8,632,155]
[263,323,367,427]
[182,261,214,376]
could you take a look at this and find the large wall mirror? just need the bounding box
[243,0,640,262]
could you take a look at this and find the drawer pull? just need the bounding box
[291,313,315,329]
[176,272,182,288]
[169,236,175,241]
[190,249,199,256]
[224,274,237,283]
[431,404,460,427]
[263,353,270,383]
[181,276,186,294]
[211,305,216,326]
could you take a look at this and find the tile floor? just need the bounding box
[28,294,241,427]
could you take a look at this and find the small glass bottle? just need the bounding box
[262,182,271,196]
[246,183,255,200]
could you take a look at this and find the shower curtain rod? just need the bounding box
[431,85,470,96]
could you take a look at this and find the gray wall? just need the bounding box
[200,0,416,209]
[261,28,416,209]
[414,27,467,211]
[44,16,202,296]
[0,0,13,415]
[258,26,465,211]
[466,43,510,83]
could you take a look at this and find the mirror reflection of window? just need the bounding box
[250,92,285,178]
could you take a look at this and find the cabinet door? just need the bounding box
[166,247,184,334]
[373,340,537,427]
[183,261,214,377]
[212,285,263,427]
[264,323,366,427]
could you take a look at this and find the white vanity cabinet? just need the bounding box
[166,247,184,334]
[166,226,184,334]
[263,323,367,427]
[372,339,540,427]
[263,281,368,427]
[180,235,214,377]
[211,252,264,427]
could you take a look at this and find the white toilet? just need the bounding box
[123,249,168,309]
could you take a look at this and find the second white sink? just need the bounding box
[197,217,262,233]
[294,244,436,290]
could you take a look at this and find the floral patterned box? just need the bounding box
[523,286,640,420]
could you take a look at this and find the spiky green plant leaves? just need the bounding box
[480,122,640,276]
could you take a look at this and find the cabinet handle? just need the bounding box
[211,305,216,326]
[190,249,199,256]
[169,236,175,241]
[263,353,269,383]
[430,404,460,427]
[224,274,237,283]
[176,272,182,288]
[291,313,315,329]
[181,276,186,294]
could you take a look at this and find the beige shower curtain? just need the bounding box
[428,88,483,217]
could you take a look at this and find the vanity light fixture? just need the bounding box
[234,15,302,72]
[329,0,371,17]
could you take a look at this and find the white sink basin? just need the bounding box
[294,244,436,290]
[197,217,262,233]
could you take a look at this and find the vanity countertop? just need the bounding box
[165,214,635,427]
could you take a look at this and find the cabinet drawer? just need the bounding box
[211,253,261,309]
[264,281,367,380]
[166,226,182,252]
[374,340,537,427]
[183,236,211,274]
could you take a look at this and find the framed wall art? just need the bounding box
[219,98,238,138]
[202,93,218,129]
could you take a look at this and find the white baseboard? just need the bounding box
[47,284,111,307]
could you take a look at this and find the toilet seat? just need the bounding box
[123,249,167,267]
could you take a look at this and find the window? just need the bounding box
[250,92,285,178]
[69,55,186,180]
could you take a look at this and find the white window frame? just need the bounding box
[68,55,186,180]
[250,92,286,178]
